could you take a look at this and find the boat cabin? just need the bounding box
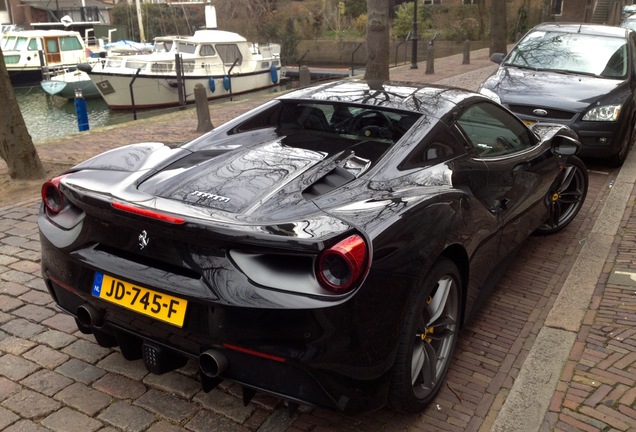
[1,29,88,83]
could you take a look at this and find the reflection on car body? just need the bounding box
[39,79,588,415]
[479,23,636,166]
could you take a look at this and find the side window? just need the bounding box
[60,36,83,51]
[231,102,285,133]
[200,44,216,56]
[216,44,243,66]
[399,123,464,170]
[456,102,534,158]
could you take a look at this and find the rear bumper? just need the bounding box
[44,273,391,413]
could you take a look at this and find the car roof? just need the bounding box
[278,79,484,118]
[531,22,630,39]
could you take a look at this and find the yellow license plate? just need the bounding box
[91,272,187,327]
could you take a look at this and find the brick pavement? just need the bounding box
[1,47,636,431]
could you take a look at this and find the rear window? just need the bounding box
[233,100,422,146]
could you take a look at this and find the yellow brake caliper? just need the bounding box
[418,296,435,343]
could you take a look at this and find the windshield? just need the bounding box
[506,30,628,78]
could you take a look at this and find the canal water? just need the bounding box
[15,83,290,143]
[15,84,198,143]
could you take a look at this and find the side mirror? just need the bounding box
[551,134,581,156]
[490,53,506,64]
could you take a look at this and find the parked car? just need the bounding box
[620,14,636,31]
[480,23,636,166]
[622,4,636,20]
[39,79,588,415]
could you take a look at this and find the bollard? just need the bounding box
[299,65,311,88]
[425,45,434,75]
[194,83,214,133]
[74,89,90,132]
[462,40,470,65]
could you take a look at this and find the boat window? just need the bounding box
[1,36,15,50]
[261,62,270,68]
[46,39,60,54]
[27,38,38,50]
[200,44,216,56]
[6,36,29,51]
[216,44,243,66]
[3,55,19,64]
[154,40,173,52]
[125,60,146,70]
[106,59,122,67]
[177,42,197,54]
[60,36,83,51]
[151,62,173,73]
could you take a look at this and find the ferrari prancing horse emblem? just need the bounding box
[138,230,150,249]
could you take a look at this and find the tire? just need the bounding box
[535,156,588,235]
[389,258,462,413]
[607,118,635,167]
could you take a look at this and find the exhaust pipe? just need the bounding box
[199,349,229,378]
[76,304,104,328]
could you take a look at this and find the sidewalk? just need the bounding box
[0,47,634,431]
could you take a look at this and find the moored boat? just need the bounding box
[80,29,283,109]
[40,40,154,100]
[40,68,100,99]
[1,29,89,84]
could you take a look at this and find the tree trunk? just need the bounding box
[0,48,46,180]
[490,0,508,56]
[364,0,390,83]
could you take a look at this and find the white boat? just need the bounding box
[40,41,154,100]
[81,29,283,109]
[40,68,100,99]
[1,29,89,84]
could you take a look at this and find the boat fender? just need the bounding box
[209,78,216,93]
[223,76,231,91]
[270,64,279,84]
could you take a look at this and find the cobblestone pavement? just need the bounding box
[1,47,636,431]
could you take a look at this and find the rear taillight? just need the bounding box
[316,234,368,293]
[41,175,69,215]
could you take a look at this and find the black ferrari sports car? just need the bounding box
[39,79,588,415]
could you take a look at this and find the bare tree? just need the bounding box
[490,0,508,55]
[364,0,390,83]
[0,48,46,180]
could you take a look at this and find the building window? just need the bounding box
[0,0,6,12]
[552,0,563,15]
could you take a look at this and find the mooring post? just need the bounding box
[425,33,438,75]
[299,65,311,88]
[425,45,434,74]
[74,89,90,132]
[194,84,213,133]
[463,40,470,65]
